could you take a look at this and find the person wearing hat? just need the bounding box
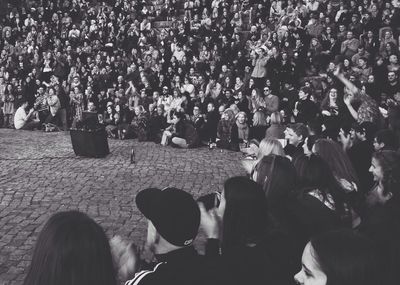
[115,187,224,285]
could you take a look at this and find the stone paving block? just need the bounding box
[0,129,245,283]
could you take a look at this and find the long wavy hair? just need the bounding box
[313,139,359,186]
[222,176,269,253]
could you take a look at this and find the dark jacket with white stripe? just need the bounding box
[125,246,225,285]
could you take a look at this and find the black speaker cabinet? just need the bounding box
[70,128,110,158]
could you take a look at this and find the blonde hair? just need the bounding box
[270,111,282,125]
[252,110,267,126]
[229,104,240,115]
[258,138,285,158]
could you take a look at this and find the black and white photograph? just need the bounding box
[0,0,400,284]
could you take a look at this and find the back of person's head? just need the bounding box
[294,154,337,192]
[136,187,200,248]
[254,155,297,203]
[374,129,399,151]
[307,119,322,136]
[222,176,268,252]
[300,86,312,99]
[355,121,378,142]
[252,110,267,126]
[23,211,116,285]
[175,110,186,121]
[288,123,309,140]
[270,111,282,125]
[296,230,379,285]
[258,138,285,158]
[314,139,359,186]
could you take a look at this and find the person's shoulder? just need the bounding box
[125,262,166,285]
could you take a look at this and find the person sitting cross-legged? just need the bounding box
[14,99,41,130]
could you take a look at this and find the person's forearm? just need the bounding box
[335,73,358,94]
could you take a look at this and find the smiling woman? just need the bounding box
[294,230,379,285]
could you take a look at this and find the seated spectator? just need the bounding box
[203,102,220,145]
[161,111,198,148]
[266,111,286,140]
[373,129,399,151]
[118,187,225,285]
[249,110,268,142]
[235,91,250,115]
[294,230,379,285]
[290,154,352,246]
[242,138,285,173]
[44,87,61,127]
[284,123,309,159]
[116,104,133,140]
[313,139,359,194]
[23,211,117,285]
[263,87,279,116]
[104,104,119,138]
[230,111,250,152]
[14,99,41,130]
[359,150,400,284]
[130,106,149,141]
[320,88,345,132]
[216,109,235,150]
[148,104,168,143]
[334,68,380,125]
[293,87,319,125]
[347,122,377,193]
[199,176,297,285]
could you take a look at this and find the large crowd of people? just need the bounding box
[1,0,400,284]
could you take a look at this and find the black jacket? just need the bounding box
[205,234,297,285]
[126,246,225,285]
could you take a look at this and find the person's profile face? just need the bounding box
[369,157,384,182]
[294,242,327,285]
[285,128,301,145]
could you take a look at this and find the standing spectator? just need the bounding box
[251,47,269,89]
[3,84,15,128]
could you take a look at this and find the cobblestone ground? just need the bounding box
[0,129,245,285]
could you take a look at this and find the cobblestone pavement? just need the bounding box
[0,129,245,284]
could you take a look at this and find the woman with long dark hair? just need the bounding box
[358,151,400,284]
[290,154,352,245]
[294,230,379,285]
[199,176,296,285]
[23,211,117,285]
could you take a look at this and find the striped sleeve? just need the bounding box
[125,262,165,285]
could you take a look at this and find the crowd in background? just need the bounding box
[0,0,400,284]
[0,0,399,144]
